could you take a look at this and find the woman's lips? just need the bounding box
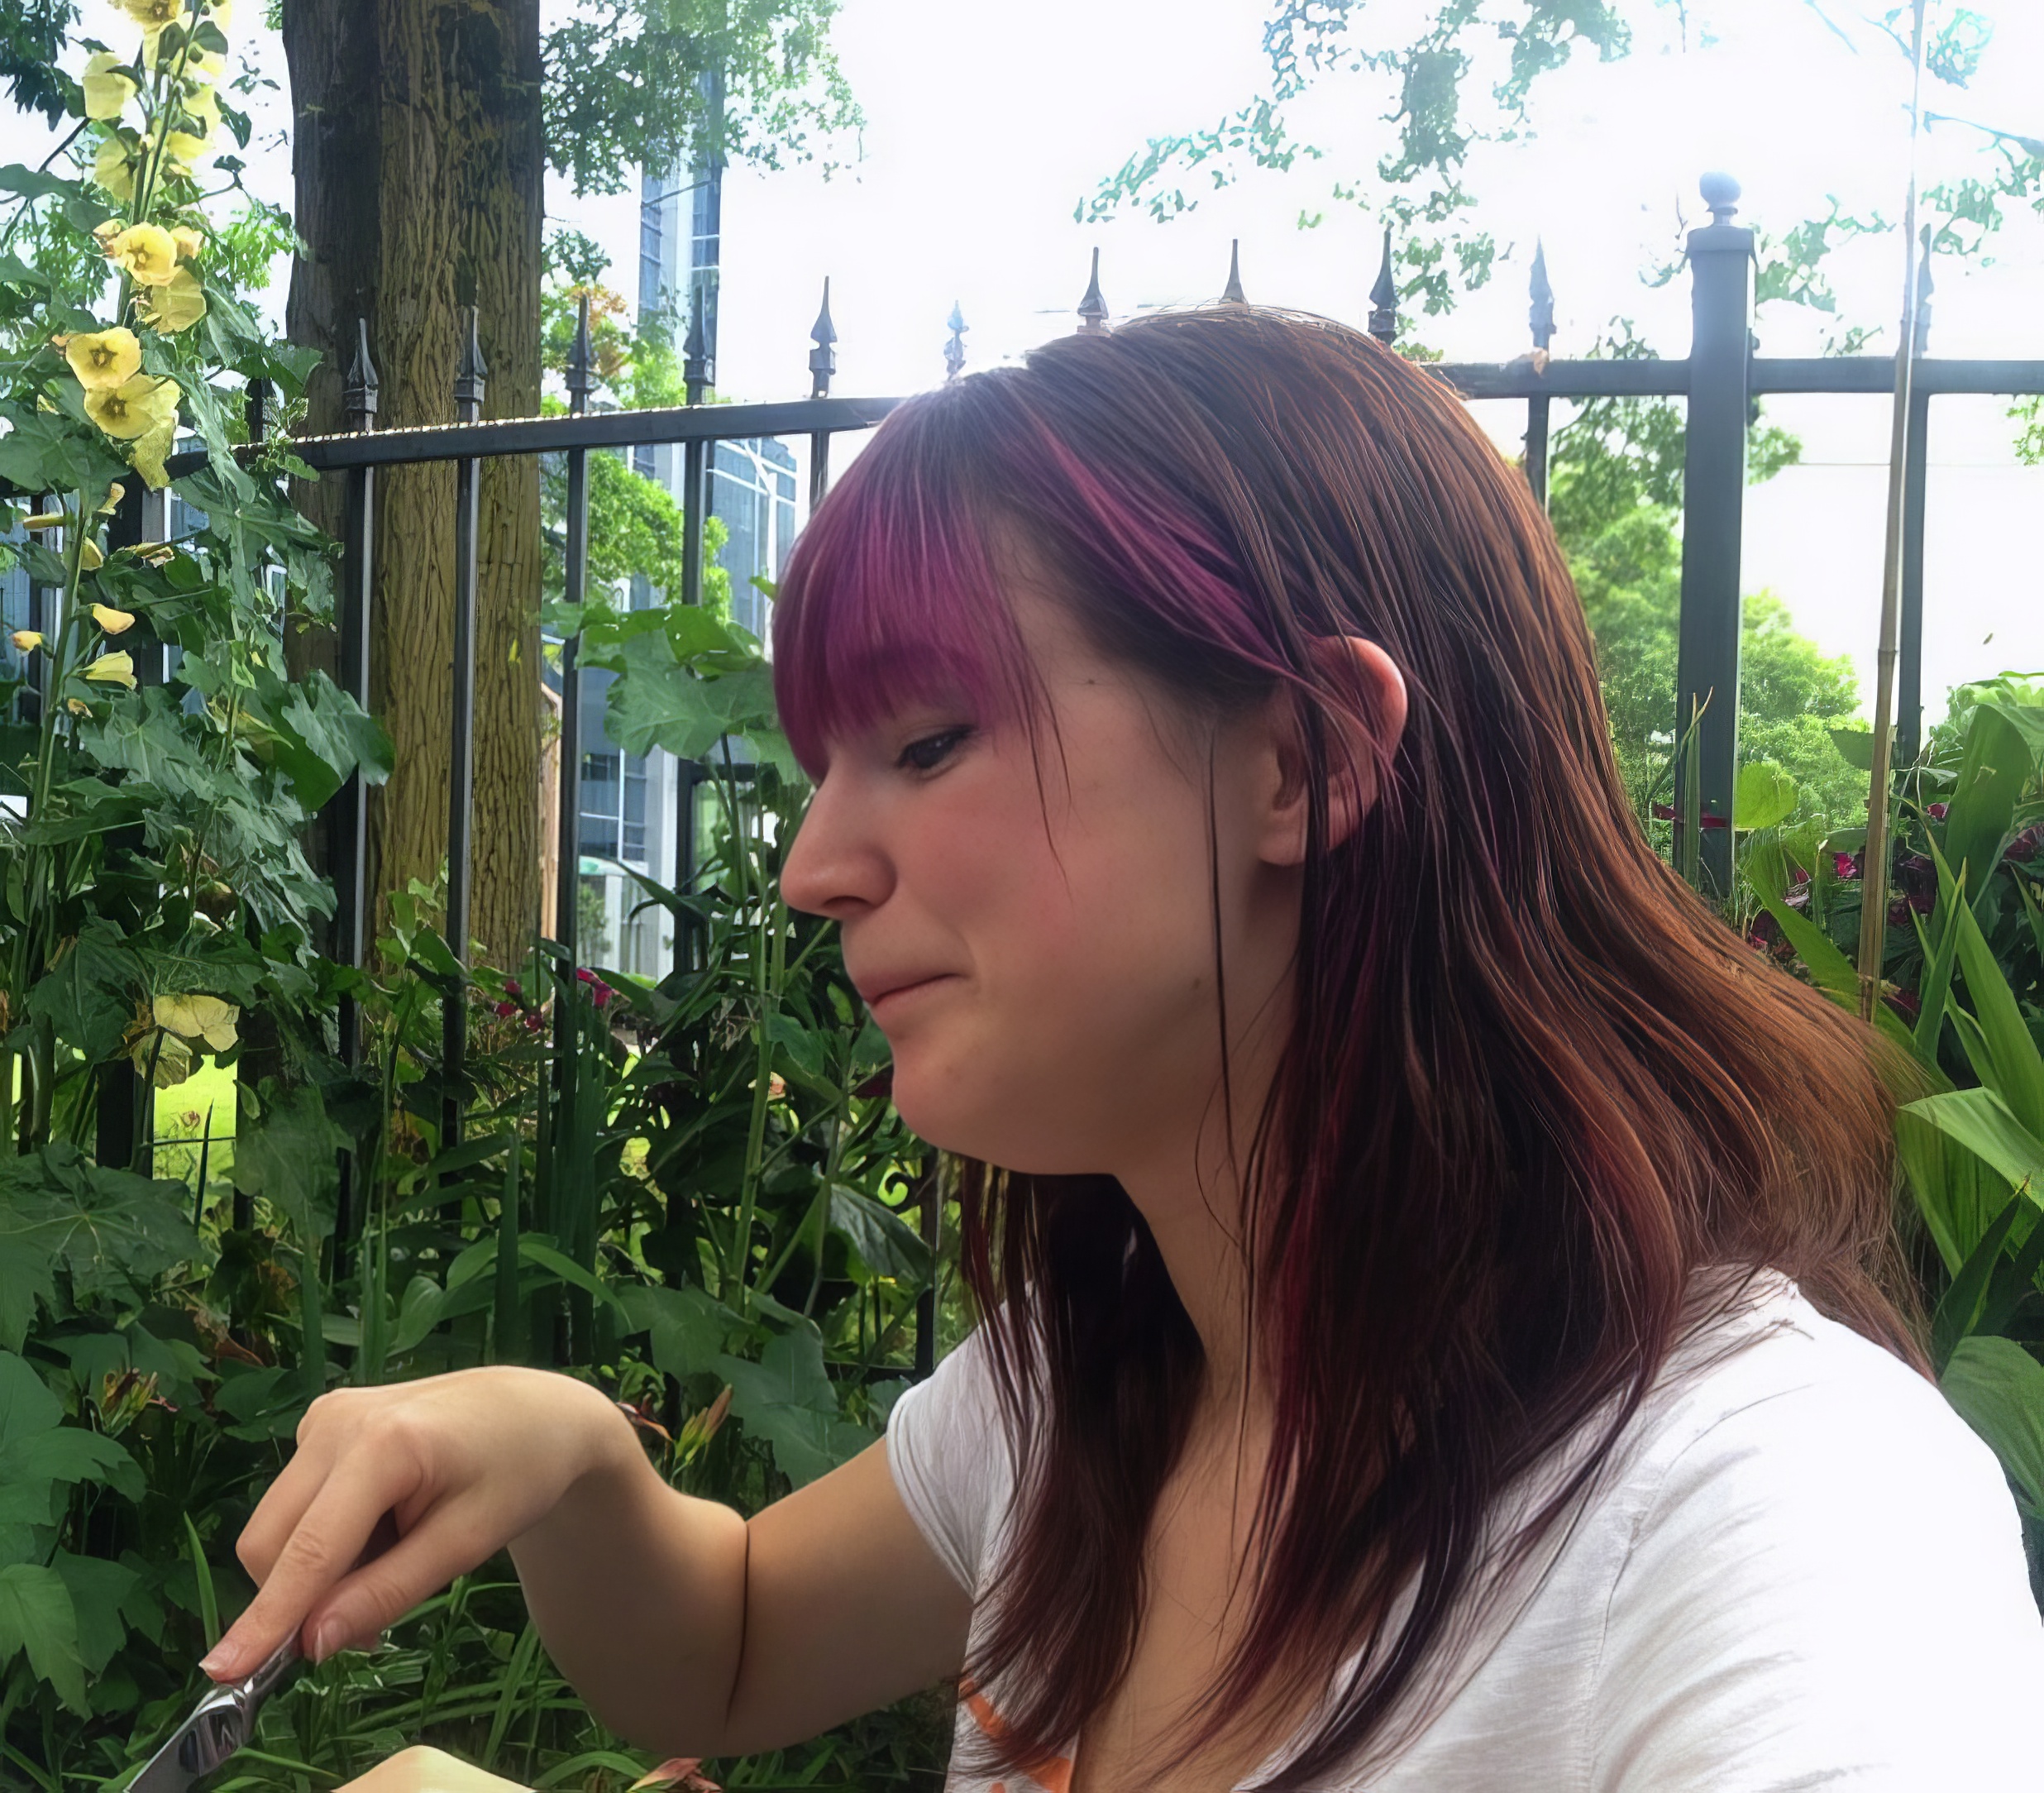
[867,973,958,1015]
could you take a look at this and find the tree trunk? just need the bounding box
[283,0,542,973]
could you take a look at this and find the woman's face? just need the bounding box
[781,583,1312,1184]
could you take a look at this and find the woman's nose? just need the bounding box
[781,772,892,919]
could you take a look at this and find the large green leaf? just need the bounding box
[1899,1088,2044,1203]
[614,1282,736,1382]
[229,1083,347,1241]
[1732,760,1797,832]
[260,667,394,811]
[25,918,141,1064]
[1946,895,2044,1137]
[1941,705,2027,916]
[0,1561,85,1712]
[716,1327,872,1487]
[50,1552,139,1676]
[1746,877,1912,1049]
[829,1187,933,1284]
[0,1149,199,1351]
[1941,1335,2044,1519]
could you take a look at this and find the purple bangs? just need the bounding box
[769,360,1306,782]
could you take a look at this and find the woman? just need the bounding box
[208,308,2041,1790]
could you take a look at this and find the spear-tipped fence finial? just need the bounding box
[809,277,838,399]
[1699,170,1741,226]
[1077,247,1109,334]
[944,302,967,383]
[1368,226,1398,345]
[1530,238,1555,351]
[454,305,487,422]
[1221,239,1246,305]
[566,291,595,417]
[344,318,379,430]
[683,292,709,402]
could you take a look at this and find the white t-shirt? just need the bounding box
[886,1277,2044,1791]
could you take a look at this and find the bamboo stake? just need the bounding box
[1857,0,1932,1023]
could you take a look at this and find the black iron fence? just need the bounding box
[65,169,2044,1179]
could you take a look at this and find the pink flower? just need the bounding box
[504,979,522,998]
[1927,802,1948,821]
[591,982,613,1008]
[575,967,595,983]
[2007,824,2042,863]
[1833,852,1860,879]
[524,1011,545,1031]
[494,1000,518,1019]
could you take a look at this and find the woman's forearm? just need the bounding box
[508,1419,751,1757]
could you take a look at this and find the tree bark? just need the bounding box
[284,0,542,973]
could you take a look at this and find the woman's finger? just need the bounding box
[296,1496,506,1662]
[203,1449,427,1680]
[232,1433,339,1588]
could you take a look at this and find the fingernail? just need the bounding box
[308,1618,341,1662]
[198,1644,234,1679]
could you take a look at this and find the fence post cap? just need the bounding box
[1529,239,1555,350]
[566,292,595,414]
[1077,246,1109,334]
[343,318,380,428]
[809,276,838,398]
[1699,171,1741,224]
[943,302,967,383]
[1221,239,1246,306]
[1367,225,1397,345]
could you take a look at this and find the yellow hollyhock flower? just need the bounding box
[131,416,177,490]
[84,653,137,690]
[160,130,210,173]
[66,698,90,718]
[170,224,203,261]
[92,136,139,200]
[64,326,142,391]
[134,1026,193,1087]
[84,372,178,441]
[176,84,220,141]
[82,52,140,122]
[153,992,238,1053]
[21,514,64,531]
[105,223,179,286]
[203,0,232,26]
[79,541,104,571]
[99,484,126,513]
[12,632,44,654]
[92,605,136,636]
[141,265,207,333]
[121,0,184,55]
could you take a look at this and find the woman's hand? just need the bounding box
[201,1365,637,1682]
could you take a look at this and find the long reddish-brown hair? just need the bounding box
[771,308,1916,1786]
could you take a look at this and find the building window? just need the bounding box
[580,748,649,865]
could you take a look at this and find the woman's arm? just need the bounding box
[512,1430,972,1757]
[210,1367,973,1762]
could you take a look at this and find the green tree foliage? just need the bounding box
[0,0,78,127]
[544,0,862,197]
[1084,1,2042,333]
[1546,357,1867,827]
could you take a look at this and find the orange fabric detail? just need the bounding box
[960,1679,1076,1793]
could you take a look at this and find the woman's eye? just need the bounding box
[897,727,971,774]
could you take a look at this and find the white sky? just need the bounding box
[17,0,2044,720]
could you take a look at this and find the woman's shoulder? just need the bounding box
[1625,1273,2005,1506]
[884,1323,1017,1596]
[1564,1274,2043,1787]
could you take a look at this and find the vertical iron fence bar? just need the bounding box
[1897,246,1934,770]
[1222,242,1246,307]
[96,483,149,1170]
[1674,174,1753,900]
[808,279,836,513]
[1525,241,1556,508]
[673,299,710,978]
[1896,385,1930,770]
[333,323,378,1272]
[443,308,486,1155]
[556,296,593,973]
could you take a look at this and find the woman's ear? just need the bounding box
[1259,636,1409,868]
